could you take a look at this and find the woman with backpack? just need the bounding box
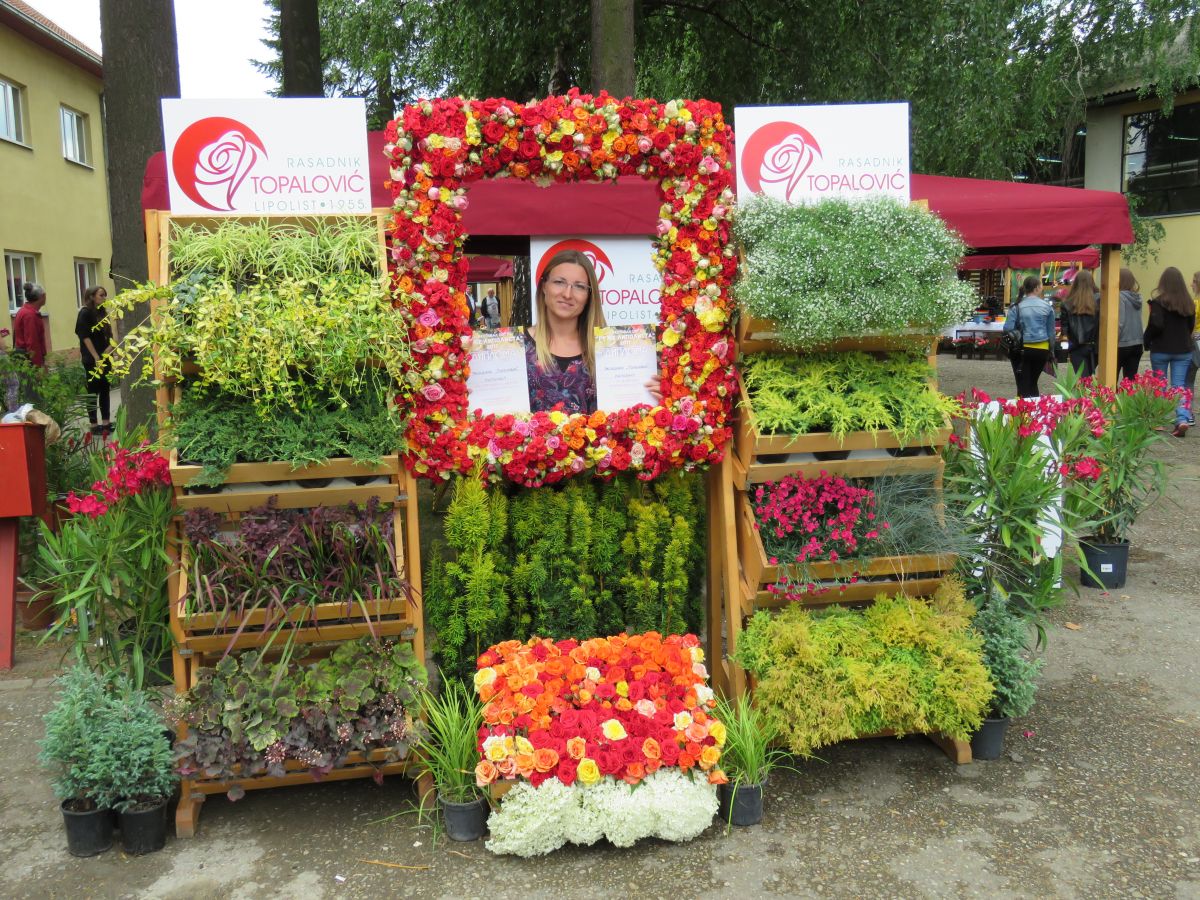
[1003,275,1058,397]
[1060,271,1100,379]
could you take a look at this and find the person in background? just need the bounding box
[13,282,48,367]
[1116,268,1145,381]
[1060,271,1099,378]
[1143,266,1196,438]
[483,288,501,329]
[75,285,113,434]
[1183,270,1200,425]
[1003,274,1057,397]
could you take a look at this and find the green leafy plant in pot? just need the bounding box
[712,693,794,827]
[39,666,116,856]
[970,592,1042,761]
[97,682,178,854]
[416,678,488,841]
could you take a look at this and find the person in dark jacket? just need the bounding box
[1144,266,1196,437]
[1116,268,1144,381]
[1060,271,1099,379]
[75,285,113,433]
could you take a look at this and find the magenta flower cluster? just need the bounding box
[753,471,889,568]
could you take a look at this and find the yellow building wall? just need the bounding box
[0,25,112,357]
[1128,214,1200,298]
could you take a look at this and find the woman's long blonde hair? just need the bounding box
[1064,270,1097,316]
[532,250,606,373]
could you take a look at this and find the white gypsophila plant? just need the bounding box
[733,196,978,348]
[485,768,718,857]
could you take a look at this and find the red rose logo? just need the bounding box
[535,239,614,286]
[741,120,822,202]
[171,116,267,211]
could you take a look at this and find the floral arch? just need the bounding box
[384,89,737,487]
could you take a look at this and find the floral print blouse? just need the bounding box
[524,331,596,414]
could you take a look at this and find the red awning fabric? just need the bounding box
[959,247,1102,271]
[467,255,514,281]
[142,130,1133,250]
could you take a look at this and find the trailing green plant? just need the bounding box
[733,196,978,348]
[741,351,960,444]
[415,678,485,804]
[972,591,1042,720]
[103,274,410,413]
[169,639,427,798]
[426,472,706,680]
[711,693,794,788]
[734,578,992,757]
[168,384,404,486]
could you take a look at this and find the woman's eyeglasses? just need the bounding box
[548,277,590,296]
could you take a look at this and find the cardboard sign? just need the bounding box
[161,98,372,215]
[467,329,530,416]
[734,103,910,204]
[530,236,661,325]
[594,325,659,411]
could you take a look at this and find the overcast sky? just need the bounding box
[25,0,277,98]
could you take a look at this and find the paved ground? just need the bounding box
[1,354,1198,899]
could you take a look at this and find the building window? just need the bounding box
[5,251,38,315]
[1,77,25,144]
[75,258,100,307]
[1123,101,1200,215]
[60,106,90,165]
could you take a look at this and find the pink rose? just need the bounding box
[417,309,440,327]
[421,384,446,402]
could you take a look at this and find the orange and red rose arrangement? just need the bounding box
[473,632,727,790]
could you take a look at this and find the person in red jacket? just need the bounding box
[13,282,48,367]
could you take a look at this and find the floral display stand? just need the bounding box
[143,209,431,837]
[712,316,969,762]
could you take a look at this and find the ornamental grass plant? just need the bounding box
[417,678,485,804]
[711,693,792,788]
[740,351,961,444]
[733,196,978,348]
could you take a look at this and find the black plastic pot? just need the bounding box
[718,781,764,826]
[1079,539,1130,589]
[811,450,851,462]
[61,800,113,857]
[440,796,489,841]
[298,477,335,488]
[119,798,169,855]
[970,716,1010,761]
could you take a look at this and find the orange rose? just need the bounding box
[685,722,708,744]
[511,163,529,179]
[566,736,587,760]
[699,745,721,770]
[707,768,729,785]
[623,762,646,784]
[475,760,499,786]
[641,738,661,760]
[678,753,696,769]
[514,752,536,777]
[533,748,559,773]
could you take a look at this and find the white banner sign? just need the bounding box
[467,329,530,416]
[734,103,910,204]
[594,325,659,411]
[161,98,372,215]
[530,236,661,325]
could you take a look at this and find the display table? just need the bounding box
[948,321,1006,359]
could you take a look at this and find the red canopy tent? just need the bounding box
[142,131,1132,381]
[466,255,514,281]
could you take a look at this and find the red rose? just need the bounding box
[597,750,623,776]
[556,758,578,786]
[482,121,506,143]
[518,139,541,159]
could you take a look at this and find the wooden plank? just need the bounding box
[739,328,936,356]
[1098,244,1121,388]
[178,618,414,655]
[181,597,413,633]
[717,453,747,698]
[748,577,947,609]
[170,450,399,487]
[705,464,725,695]
[739,455,944,487]
[173,483,399,513]
[188,759,417,796]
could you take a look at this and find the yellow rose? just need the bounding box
[600,719,628,741]
[691,647,705,664]
[615,680,629,698]
[661,328,681,348]
[708,721,727,747]
[473,667,497,689]
[577,757,601,785]
[484,742,508,763]
[515,735,535,754]
[673,711,694,730]
[699,745,722,770]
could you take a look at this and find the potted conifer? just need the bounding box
[971,597,1043,760]
[102,682,178,854]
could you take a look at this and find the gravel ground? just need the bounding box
[1,353,1197,899]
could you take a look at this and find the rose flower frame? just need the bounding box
[384,90,738,487]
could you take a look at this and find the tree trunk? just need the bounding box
[99,0,180,431]
[590,0,635,97]
[511,255,531,328]
[280,0,323,97]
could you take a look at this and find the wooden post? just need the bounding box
[1098,244,1122,387]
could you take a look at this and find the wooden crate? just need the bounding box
[734,489,956,610]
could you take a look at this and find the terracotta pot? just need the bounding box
[16,583,56,630]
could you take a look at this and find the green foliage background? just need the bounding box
[425,472,707,679]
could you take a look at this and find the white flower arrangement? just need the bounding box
[734,195,978,348]
[485,768,718,857]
